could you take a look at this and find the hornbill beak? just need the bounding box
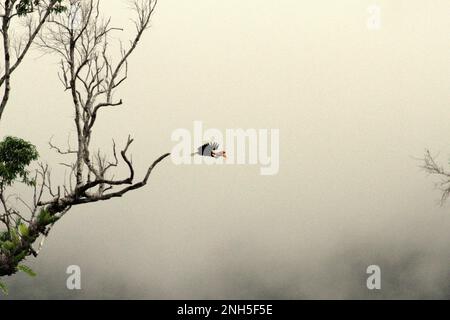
[213,151,227,159]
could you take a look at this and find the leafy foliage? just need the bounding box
[18,223,29,238]
[0,229,21,255]
[15,0,67,17]
[0,280,8,295]
[0,136,38,187]
[17,265,36,277]
[37,209,59,225]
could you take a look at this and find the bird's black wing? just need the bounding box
[198,143,211,156]
[197,142,219,156]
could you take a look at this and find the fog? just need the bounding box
[2,0,450,299]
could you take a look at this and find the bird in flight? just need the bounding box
[192,142,227,159]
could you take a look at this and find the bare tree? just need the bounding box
[0,0,169,284]
[422,150,450,204]
[0,0,65,121]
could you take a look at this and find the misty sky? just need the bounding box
[2,0,450,299]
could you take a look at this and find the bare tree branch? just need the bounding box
[0,0,60,120]
[421,149,450,204]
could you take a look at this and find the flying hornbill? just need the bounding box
[192,142,227,158]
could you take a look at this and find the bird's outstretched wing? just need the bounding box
[198,142,219,156]
[210,142,219,150]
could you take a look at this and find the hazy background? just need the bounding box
[1,0,450,299]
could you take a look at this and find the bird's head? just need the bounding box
[214,150,227,159]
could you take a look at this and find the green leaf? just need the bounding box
[13,250,28,264]
[37,209,58,225]
[0,281,8,295]
[1,240,14,252]
[19,223,29,237]
[17,265,36,277]
[9,228,20,246]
